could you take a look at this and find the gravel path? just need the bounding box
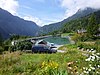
[57,50,66,53]
[53,45,66,53]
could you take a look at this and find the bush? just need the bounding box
[95,40,100,45]
[4,45,10,51]
[0,46,4,54]
[9,46,16,52]
[77,42,100,52]
[15,41,32,51]
[95,40,100,53]
[72,33,89,42]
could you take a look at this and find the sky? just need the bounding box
[0,0,100,26]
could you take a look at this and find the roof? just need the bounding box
[35,40,47,45]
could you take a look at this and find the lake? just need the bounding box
[43,36,71,45]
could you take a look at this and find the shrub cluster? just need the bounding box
[77,41,100,53]
[8,41,33,52]
[0,46,4,54]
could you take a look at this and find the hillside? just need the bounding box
[0,8,40,39]
[61,10,100,33]
[41,7,99,34]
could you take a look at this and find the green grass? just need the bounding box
[61,33,74,37]
[0,44,99,75]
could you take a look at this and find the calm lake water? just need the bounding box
[44,36,71,45]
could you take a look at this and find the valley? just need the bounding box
[0,7,100,75]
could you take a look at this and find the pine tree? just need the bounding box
[87,14,99,37]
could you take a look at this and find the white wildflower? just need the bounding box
[96,71,99,74]
[87,49,89,52]
[90,56,95,61]
[89,50,92,52]
[92,53,95,56]
[85,58,91,61]
[83,71,87,73]
[89,64,92,67]
[88,68,91,71]
[96,53,100,55]
[90,67,95,70]
[91,58,95,61]
[92,50,96,53]
[80,72,84,75]
[97,57,100,60]
[95,55,99,58]
[85,67,88,70]
[83,67,85,69]
[91,49,94,51]
[98,65,100,68]
[86,71,89,74]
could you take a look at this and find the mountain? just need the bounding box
[0,8,40,39]
[41,7,99,34]
[61,10,100,33]
[61,10,100,32]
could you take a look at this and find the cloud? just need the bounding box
[0,0,19,15]
[21,6,33,10]
[59,0,100,18]
[41,18,63,25]
[23,15,44,26]
[23,15,61,26]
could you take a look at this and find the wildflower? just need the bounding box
[87,49,89,52]
[83,71,87,73]
[80,72,84,75]
[92,53,95,56]
[91,49,94,51]
[41,61,47,68]
[88,68,91,71]
[91,59,94,61]
[86,71,89,74]
[96,71,99,74]
[89,55,95,61]
[85,58,91,61]
[41,61,59,70]
[83,67,85,70]
[98,65,100,68]
[89,64,92,67]
[92,50,96,53]
[96,53,100,55]
[90,67,95,70]
[89,50,92,52]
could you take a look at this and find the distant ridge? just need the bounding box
[41,7,99,34]
[0,8,40,39]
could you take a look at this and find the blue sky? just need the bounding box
[18,0,66,26]
[0,0,100,26]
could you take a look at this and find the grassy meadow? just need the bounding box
[0,44,99,75]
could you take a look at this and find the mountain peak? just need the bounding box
[41,7,100,34]
[77,7,99,13]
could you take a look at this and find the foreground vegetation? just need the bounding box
[0,31,100,75]
[0,42,100,75]
[0,50,85,75]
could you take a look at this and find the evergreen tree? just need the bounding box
[87,14,99,37]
